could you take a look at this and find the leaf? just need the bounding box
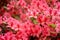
[6,27,17,34]
[30,17,36,21]
[0,22,8,35]
[0,22,17,35]
[49,24,56,28]
[30,17,38,24]
[0,22,8,29]
[33,20,38,24]
[12,14,20,20]
[3,6,8,11]
[0,0,8,8]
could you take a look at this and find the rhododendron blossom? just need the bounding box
[0,0,60,40]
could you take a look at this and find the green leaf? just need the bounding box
[12,14,20,20]
[30,17,38,24]
[6,27,17,34]
[33,20,38,24]
[1,22,8,27]
[0,22,17,35]
[49,24,56,28]
[0,22,8,35]
[30,17,36,21]
[3,6,8,11]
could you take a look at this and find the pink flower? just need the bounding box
[0,0,60,40]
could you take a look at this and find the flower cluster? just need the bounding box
[0,0,60,40]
